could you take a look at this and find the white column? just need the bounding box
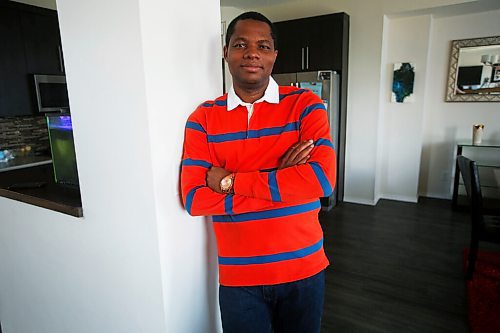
[137,0,223,331]
[0,0,224,331]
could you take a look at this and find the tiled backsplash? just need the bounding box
[0,116,50,155]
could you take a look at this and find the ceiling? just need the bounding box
[387,0,500,18]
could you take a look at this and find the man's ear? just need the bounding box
[223,45,228,61]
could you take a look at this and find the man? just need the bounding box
[181,11,336,333]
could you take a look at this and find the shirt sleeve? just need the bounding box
[181,107,275,216]
[232,92,336,203]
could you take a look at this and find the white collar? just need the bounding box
[227,77,279,111]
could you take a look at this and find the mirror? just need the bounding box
[446,35,500,102]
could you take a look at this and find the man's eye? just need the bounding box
[233,43,245,48]
[259,45,271,50]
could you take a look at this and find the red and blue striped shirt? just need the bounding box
[181,85,336,286]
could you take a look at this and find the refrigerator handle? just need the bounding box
[301,47,304,70]
[306,46,309,69]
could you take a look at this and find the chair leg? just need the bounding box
[466,238,479,280]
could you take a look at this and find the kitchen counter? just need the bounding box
[0,162,83,217]
[0,155,52,172]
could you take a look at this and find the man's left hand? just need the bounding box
[207,166,231,194]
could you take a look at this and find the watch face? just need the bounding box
[221,175,233,192]
[222,178,231,187]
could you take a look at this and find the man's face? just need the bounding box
[224,19,278,89]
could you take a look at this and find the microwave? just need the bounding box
[33,74,70,113]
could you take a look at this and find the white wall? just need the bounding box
[419,9,500,199]
[369,9,500,202]
[377,15,433,203]
[0,0,222,332]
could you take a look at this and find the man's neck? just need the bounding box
[233,78,269,104]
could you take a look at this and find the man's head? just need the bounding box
[225,12,278,50]
[224,12,278,92]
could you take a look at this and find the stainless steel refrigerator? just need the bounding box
[273,70,342,210]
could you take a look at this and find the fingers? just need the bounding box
[296,155,310,165]
[287,140,314,163]
[279,140,315,169]
[293,140,314,163]
[280,142,300,164]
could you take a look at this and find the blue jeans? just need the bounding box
[219,270,325,333]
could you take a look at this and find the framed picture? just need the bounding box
[491,65,500,83]
[392,62,415,103]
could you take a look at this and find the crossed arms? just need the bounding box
[206,140,314,193]
[181,97,336,216]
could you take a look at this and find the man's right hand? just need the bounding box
[278,140,314,169]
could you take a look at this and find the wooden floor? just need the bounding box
[319,198,481,333]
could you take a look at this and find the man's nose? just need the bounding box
[244,45,260,59]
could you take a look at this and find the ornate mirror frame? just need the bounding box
[446,35,500,102]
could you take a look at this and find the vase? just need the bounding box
[472,124,484,145]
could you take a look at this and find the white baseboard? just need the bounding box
[379,194,418,203]
[421,192,451,200]
[343,196,377,206]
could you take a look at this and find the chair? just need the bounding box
[457,156,500,279]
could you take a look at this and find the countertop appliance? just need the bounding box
[273,70,342,210]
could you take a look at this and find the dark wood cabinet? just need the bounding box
[0,7,32,117]
[273,20,304,74]
[273,13,349,73]
[20,10,63,75]
[0,2,62,117]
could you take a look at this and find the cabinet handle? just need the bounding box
[58,45,65,73]
[301,47,304,70]
[306,46,309,69]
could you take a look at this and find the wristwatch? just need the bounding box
[220,173,235,194]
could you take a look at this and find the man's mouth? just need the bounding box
[241,64,263,72]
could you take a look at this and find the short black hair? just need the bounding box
[225,11,278,50]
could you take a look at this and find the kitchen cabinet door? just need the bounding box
[305,14,345,72]
[0,7,33,117]
[313,13,348,72]
[273,13,349,73]
[273,20,304,74]
[20,10,63,75]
